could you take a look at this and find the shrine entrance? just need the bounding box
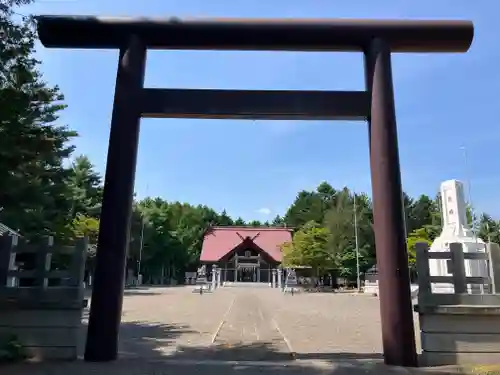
[36,16,473,367]
[238,265,259,282]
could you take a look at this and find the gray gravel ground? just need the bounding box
[3,285,425,375]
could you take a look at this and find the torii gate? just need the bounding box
[36,16,473,366]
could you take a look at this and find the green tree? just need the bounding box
[281,221,333,277]
[284,190,325,228]
[67,155,103,218]
[478,214,500,244]
[71,214,100,243]
[249,220,262,227]
[322,189,375,278]
[406,227,431,271]
[271,214,284,226]
[407,194,435,233]
[234,217,246,225]
[0,0,77,239]
[323,189,353,264]
[217,209,234,226]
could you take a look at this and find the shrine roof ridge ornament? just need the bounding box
[36,16,473,53]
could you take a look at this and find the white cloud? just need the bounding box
[256,207,272,216]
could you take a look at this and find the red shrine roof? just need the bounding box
[200,226,293,262]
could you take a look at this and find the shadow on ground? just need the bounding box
[79,310,197,357]
[4,316,432,375]
[117,321,197,356]
[85,285,185,297]
[175,342,296,362]
[122,289,168,296]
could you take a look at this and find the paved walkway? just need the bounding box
[3,285,425,375]
[210,290,291,361]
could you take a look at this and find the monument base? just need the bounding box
[416,304,500,366]
[430,236,487,294]
[0,300,86,361]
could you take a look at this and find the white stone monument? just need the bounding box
[429,179,487,293]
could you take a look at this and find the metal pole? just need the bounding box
[461,146,476,239]
[353,192,361,292]
[138,215,145,277]
[365,38,417,367]
[137,185,148,283]
[461,149,483,293]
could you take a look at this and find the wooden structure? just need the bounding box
[200,226,290,283]
[36,16,474,366]
[415,242,500,365]
[0,222,21,237]
[217,248,273,283]
[0,236,87,360]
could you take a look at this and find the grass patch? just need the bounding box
[0,334,27,363]
[466,364,500,375]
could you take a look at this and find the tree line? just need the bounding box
[281,184,500,280]
[2,1,500,283]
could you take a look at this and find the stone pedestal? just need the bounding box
[415,304,500,366]
[363,265,379,294]
[0,299,86,360]
[184,272,196,285]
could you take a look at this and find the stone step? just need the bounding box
[223,282,271,288]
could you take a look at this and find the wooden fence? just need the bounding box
[0,235,87,302]
[416,241,500,306]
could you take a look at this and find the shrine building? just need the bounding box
[200,226,293,283]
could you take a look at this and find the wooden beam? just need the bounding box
[140,88,369,120]
[36,16,473,53]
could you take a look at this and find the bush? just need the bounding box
[0,334,26,363]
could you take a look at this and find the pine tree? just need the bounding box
[0,1,77,238]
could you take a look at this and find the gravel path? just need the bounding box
[262,291,384,357]
[211,290,291,361]
[260,289,421,359]
[3,285,424,374]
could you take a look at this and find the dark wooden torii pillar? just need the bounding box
[36,16,473,366]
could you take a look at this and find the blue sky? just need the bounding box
[18,0,500,221]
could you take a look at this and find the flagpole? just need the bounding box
[137,184,149,285]
[138,215,145,279]
[354,192,361,292]
[461,145,476,240]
